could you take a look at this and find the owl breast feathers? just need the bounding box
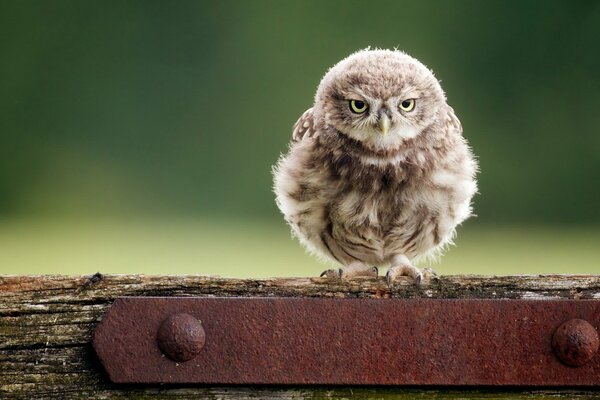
[273,49,477,283]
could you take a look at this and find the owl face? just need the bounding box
[314,49,447,153]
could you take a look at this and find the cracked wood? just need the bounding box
[1,274,600,399]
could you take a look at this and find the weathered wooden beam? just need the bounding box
[1,274,600,399]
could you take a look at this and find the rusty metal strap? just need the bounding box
[93,297,600,386]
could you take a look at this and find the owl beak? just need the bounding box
[378,113,390,135]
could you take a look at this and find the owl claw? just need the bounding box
[414,272,423,286]
[342,265,378,279]
[385,269,408,287]
[320,268,342,278]
[385,264,425,287]
[320,266,379,279]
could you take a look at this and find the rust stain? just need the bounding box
[93,297,600,385]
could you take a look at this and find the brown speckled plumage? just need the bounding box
[273,49,478,283]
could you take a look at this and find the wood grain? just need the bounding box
[1,274,600,399]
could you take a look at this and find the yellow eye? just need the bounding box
[349,100,368,114]
[399,99,415,112]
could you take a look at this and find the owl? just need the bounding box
[273,49,477,284]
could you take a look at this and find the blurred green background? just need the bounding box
[1,0,599,276]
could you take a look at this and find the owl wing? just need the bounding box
[292,108,317,143]
[445,105,463,134]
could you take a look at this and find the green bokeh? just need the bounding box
[1,1,599,275]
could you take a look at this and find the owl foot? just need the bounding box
[320,264,378,279]
[386,264,423,286]
[385,265,437,286]
[342,265,378,279]
[320,268,342,278]
[386,254,434,286]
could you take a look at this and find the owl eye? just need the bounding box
[349,100,368,114]
[399,99,416,112]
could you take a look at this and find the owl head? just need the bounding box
[313,49,447,153]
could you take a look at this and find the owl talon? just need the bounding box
[414,273,423,286]
[320,268,342,278]
[339,264,379,279]
[386,263,423,286]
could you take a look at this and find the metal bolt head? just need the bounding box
[157,313,205,362]
[552,319,599,367]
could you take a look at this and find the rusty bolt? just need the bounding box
[157,313,205,362]
[552,319,599,367]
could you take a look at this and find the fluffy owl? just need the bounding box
[273,49,477,284]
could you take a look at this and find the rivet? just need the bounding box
[552,318,599,367]
[157,313,205,362]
